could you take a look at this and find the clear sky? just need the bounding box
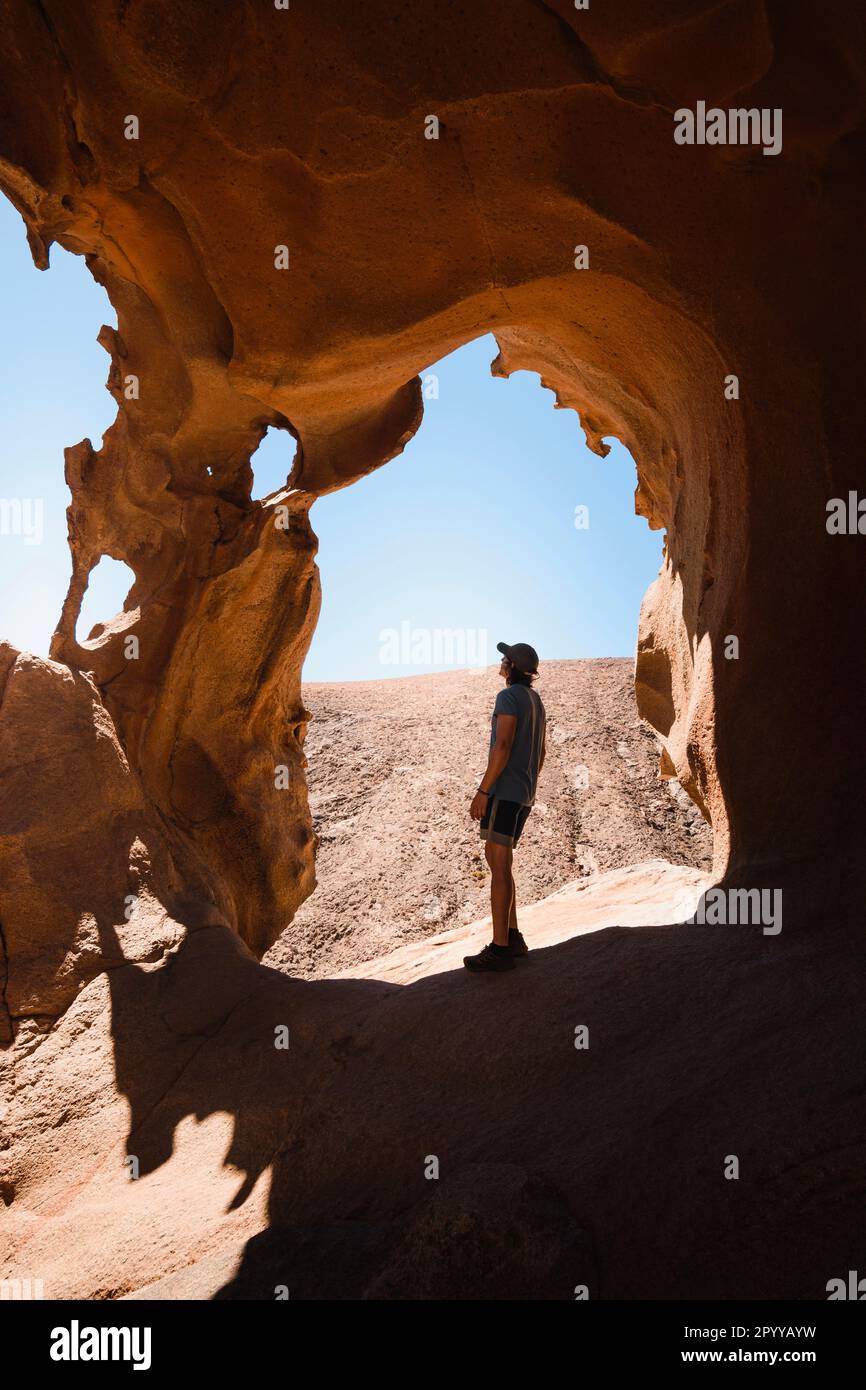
[0,192,662,680]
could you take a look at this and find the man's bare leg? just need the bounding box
[485,841,513,946]
[507,871,518,937]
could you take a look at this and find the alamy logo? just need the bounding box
[826,492,866,534]
[0,496,43,544]
[674,101,782,156]
[50,1320,152,1371]
[827,1270,866,1299]
[683,887,782,936]
[379,621,488,668]
[1,1277,44,1299]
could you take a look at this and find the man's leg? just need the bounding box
[485,840,514,946]
[507,806,531,946]
[507,871,517,936]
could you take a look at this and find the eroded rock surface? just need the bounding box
[5,854,866,1301]
[1,0,863,959]
[1,0,865,1301]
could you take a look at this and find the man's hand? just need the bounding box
[470,790,489,821]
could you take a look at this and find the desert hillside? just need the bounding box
[264,658,712,977]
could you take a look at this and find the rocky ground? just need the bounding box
[264,659,712,977]
[8,859,864,1302]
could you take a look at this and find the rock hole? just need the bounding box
[263,334,711,980]
[250,426,297,501]
[0,193,116,657]
[76,556,135,643]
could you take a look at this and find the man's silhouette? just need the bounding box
[465,641,546,972]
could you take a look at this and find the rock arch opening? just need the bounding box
[75,555,136,645]
[263,334,712,977]
[0,194,117,659]
[250,426,298,502]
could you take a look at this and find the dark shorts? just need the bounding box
[480,796,532,849]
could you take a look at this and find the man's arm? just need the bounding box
[470,714,517,820]
[538,728,546,775]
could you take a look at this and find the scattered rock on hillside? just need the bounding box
[265,659,711,977]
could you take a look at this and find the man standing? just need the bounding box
[465,641,546,973]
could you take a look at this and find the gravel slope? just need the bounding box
[264,658,712,977]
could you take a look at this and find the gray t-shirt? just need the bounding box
[488,683,546,805]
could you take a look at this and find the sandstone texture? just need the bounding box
[266,659,710,977]
[5,854,865,1301]
[1,0,865,1301]
[0,0,863,943]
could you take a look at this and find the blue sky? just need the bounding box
[0,196,118,653]
[0,193,662,681]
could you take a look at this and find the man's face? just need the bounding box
[499,656,511,681]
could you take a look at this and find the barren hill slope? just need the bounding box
[265,659,711,977]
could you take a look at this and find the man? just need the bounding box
[465,640,546,973]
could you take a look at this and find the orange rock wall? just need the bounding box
[1,0,863,967]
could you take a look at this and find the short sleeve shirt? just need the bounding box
[488,683,546,805]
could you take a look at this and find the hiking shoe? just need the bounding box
[508,928,529,958]
[463,943,515,973]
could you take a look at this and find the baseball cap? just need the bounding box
[496,640,539,674]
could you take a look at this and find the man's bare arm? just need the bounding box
[480,713,517,790]
[470,714,517,820]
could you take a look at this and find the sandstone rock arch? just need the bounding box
[0,0,863,981]
[2,0,866,1306]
